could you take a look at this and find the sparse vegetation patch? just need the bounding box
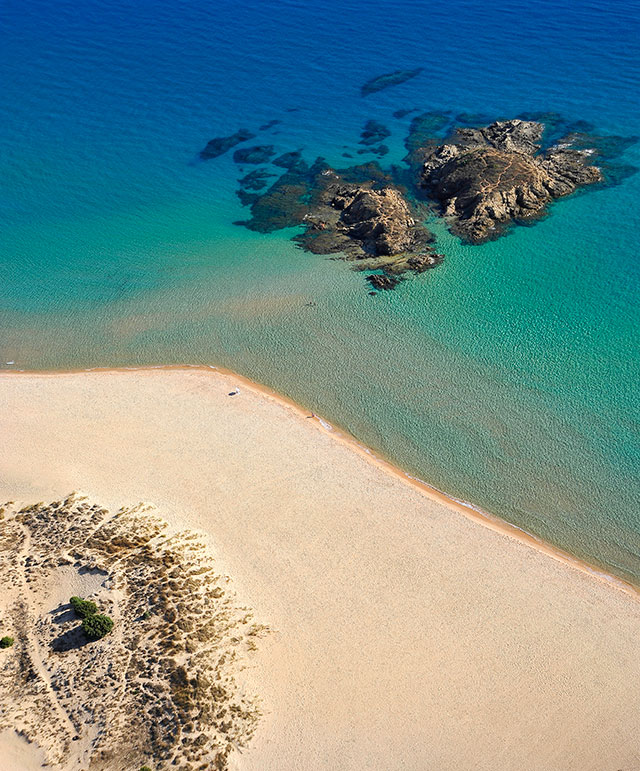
[0,494,269,770]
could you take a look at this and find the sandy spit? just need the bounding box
[1,367,639,770]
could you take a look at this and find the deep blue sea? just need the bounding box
[1,0,639,581]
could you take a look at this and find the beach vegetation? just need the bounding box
[70,596,98,619]
[0,636,15,648]
[82,613,114,640]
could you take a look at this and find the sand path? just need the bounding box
[1,368,639,770]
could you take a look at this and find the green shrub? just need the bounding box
[70,596,98,619]
[82,614,114,640]
[140,766,153,771]
[0,636,14,648]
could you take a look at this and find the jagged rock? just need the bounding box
[420,119,602,242]
[406,253,444,271]
[199,129,255,160]
[336,187,417,256]
[361,68,423,97]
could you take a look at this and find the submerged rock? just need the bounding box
[233,145,276,164]
[200,129,255,160]
[236,189,260,207]
[357,144,389,157]
[393,108,418,119]
[361,68,423,97]
[273,150,307,172]
[259,119,281,131]
[420,119,603,242]
[236,158,440,288]
[403,111,452,169]
[238,168,276,190]
[366,274,401,290]
[360,120,391,146]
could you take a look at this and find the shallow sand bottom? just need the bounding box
[1,368,639,770]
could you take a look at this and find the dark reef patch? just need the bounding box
[361,68,423,97]
[366,273,402,290]
[236,190,260,207]
[200,129,255,160]
[273,150,306,171]
[393,108,418,119]
[359,120,391,146]
[357,144,389,157]
[233,145,276,164]
[403,111,452,170]
[455,112,496,126]
[259,119,281,131]
[238,168,276,191]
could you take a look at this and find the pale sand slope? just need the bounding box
[1,369,639,771]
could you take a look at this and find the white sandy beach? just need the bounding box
[1,367,639,770]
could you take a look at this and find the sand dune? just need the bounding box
[1,368,639,770]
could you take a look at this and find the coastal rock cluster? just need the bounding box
[0,495,268,771]
[198,97,635,289]
[420,119,603,242]
[237,159,443,283]
[230,117,606,287]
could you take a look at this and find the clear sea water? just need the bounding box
[2,0,639,582]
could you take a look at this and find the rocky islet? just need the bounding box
[420,119,603,242]
[200,107,633,289]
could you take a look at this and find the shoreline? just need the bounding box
[3,364,640,769]
[2,362,638,601]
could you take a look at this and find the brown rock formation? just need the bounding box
[421,119,602,242]
[332,186,419,256]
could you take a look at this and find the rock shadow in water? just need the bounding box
[360,67,424,97]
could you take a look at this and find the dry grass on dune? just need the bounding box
[0,494,269,771]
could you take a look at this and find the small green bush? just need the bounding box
[82,614,114,640]
[0,636,15,648]
[70,596,98,619]
[140,766,153,771]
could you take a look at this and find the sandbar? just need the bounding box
[1,367,639,770]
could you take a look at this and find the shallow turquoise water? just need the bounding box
[1,0,640,581]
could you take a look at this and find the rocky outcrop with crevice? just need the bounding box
[420,119,602,242]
